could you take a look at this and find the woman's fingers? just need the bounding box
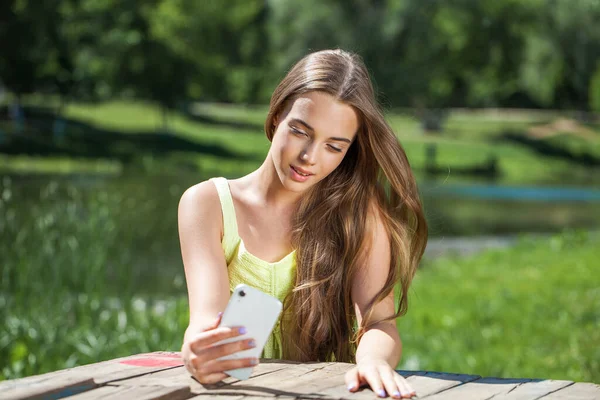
[183,317,258,384]
[193,371,228,385]
[362,367,386,398]
[189,326,246,353]
[202,312,223,332]
[345,363,416,398]
[345,367,362,392]
[377,368,417,399]
[194,356,259,378]
[379,367,403,399]
[394,374,416,398]
[199,338,256,361]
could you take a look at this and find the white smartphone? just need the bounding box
[215,284,283,380]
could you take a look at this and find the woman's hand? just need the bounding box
[345,358,416,398]
[181,313,258,384]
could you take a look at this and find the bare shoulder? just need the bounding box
[179,180,219,213]
[178,180,230,331]
[178,180,222,235]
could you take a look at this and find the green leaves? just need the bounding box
[3,0,600,109]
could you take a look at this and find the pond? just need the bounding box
[1,172,598,297]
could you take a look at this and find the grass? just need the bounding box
[1,98,599,383]
[2,224,598,382]
[399,230,599,383]
[0,155,122,175]
[3,97,599,186]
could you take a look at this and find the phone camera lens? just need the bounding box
[239,290,246,297]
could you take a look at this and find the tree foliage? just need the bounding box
[1,0,599,110]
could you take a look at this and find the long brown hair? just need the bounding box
[264,49,428,362]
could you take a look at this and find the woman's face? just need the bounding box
[270,91,359,192]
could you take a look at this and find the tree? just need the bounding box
[148,0,270,103]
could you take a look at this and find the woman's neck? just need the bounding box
[245,155,304,211]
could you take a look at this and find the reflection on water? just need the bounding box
[3,173,599,239]
[424,183,600,202]
[420,181,600,237]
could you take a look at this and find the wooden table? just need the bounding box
[1,352,599,399]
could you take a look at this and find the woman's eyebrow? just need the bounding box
[290,118,314,131]
[330,136,352,143]
[290,118,352,143]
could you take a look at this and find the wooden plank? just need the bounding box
[317,371,479,400]
[92,353,183,385]
[541,382,600,400]
[107,361,291,395]
[0,352,183,400]
[206,359,298,388]
[65,384,191,400]
[187,362,333,398]
[403,371,481,399]
[423,377,532,400]
[240,397,295,400]
[260,361,354,398]
[0,377,96,400]
[492,379,573,400]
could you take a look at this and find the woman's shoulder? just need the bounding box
[178,179,221,219]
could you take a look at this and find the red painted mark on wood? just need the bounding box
[120,357,184,367]
[153,352,182,358]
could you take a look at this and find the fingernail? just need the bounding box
[378,389,387,398]
[238,327,247,334]
[347,383,357,391]
[217,312,223,318]
[392,391,401,398]
[250,358,258,365]
[248,340,256,347]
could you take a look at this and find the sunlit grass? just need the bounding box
[1,98,599,384]
[398,230,599,383]
[0,155,122,175]
[2,97,598,185]
[57,100,599,186]
[2,218,597,382]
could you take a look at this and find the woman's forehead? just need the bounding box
[287,92,359,139]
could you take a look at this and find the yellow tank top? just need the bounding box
[210,177,297,359]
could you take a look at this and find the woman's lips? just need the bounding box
[290,165,313,182]
[292,165,314,176]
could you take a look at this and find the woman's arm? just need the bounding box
[345,208,415,398]
[178,180,231,339]
[178,181,258,383]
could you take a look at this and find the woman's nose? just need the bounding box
[300,146,317,164]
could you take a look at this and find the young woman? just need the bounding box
[178,49,427,399]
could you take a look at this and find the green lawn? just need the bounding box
[1,99,599,383]
[3,98,598,186]
[2,231,597,382]
[399,230,599,382]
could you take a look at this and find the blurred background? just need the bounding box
[1,0,598,383]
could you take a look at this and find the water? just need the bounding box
[425,183,600,202]
[2,173,598,296]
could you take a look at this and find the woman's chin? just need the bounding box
[280,175,315,192]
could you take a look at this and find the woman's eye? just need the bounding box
[290,127,306,136]
[327,144,342,153]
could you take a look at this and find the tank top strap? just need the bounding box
[210,177,240,260]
